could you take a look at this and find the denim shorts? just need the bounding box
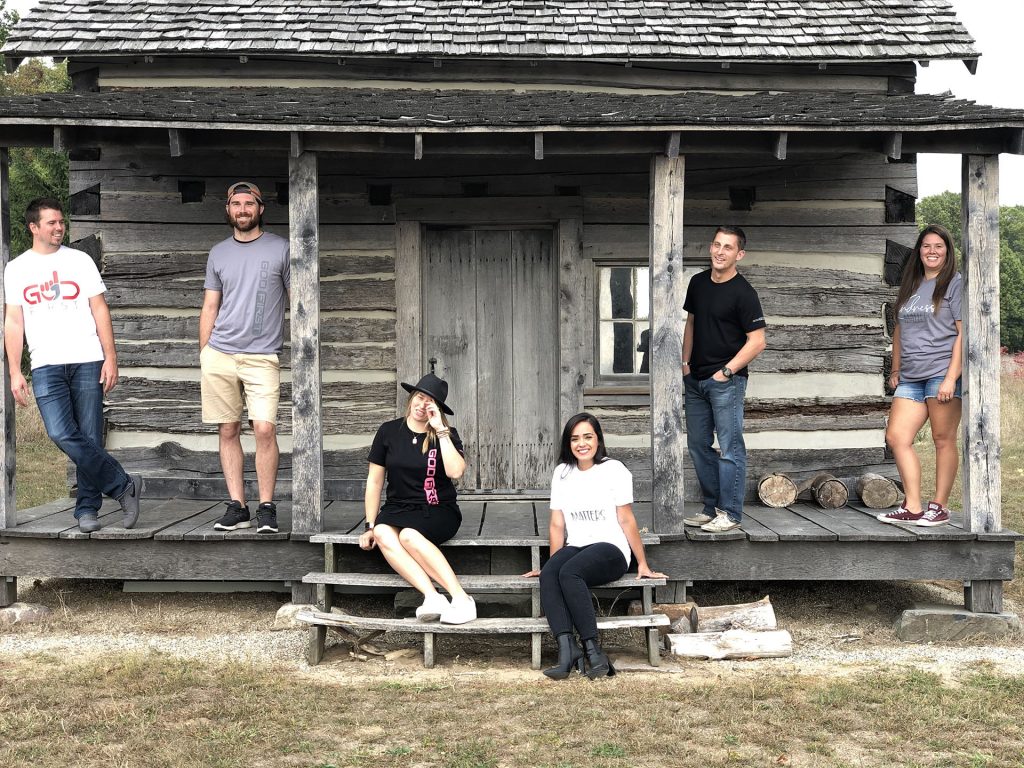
[894,376,962,403]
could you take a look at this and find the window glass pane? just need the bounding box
[636,268,650,320]
[636,323,651,374]
[612,321,634,373]
[609,267,634,319]
[598,269,611,320]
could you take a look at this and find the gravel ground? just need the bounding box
[1,577,1022,680]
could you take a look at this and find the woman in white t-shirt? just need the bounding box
[878,224,963,528]
[526,413,665,680]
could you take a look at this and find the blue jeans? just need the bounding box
[684,374,749,521]
[32,361,131,519]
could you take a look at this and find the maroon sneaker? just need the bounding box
[876,504,923,524]
[918,501,951,527]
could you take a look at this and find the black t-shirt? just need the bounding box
[683,269,766,381]
[367,418,465,506]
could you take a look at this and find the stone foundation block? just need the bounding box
[894,604,1021,642]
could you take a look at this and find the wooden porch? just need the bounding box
[3,490,1018,612]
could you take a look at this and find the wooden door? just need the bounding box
[423,228,557,491]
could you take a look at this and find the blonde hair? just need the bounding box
[405,393,451,454]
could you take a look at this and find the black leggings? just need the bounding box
[539,543,628,641]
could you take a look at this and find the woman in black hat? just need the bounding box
[358,373,476,624]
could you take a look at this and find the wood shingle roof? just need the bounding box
[0,87,1018,131]
[3,0,978,62]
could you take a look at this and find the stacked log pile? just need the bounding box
[660,596,793,660]
[757,472,903,509]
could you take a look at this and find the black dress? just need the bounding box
[367,418,464,545]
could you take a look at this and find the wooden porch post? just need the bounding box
[395,220,423,410]
[288,147,323,535]
[557,217,588,427]
[649,154,686,533]
[0,147,15,606]
[960,153,1003,613]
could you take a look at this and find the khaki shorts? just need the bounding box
[200,345,281,425]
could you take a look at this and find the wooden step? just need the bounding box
[301,572,667,590]
[298,609,669,634]
[309,532,661,546]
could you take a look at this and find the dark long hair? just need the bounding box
[557,412,609,468]
[894,224,958,315]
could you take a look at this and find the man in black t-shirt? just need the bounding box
[681,226,767,533]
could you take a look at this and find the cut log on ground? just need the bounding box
[757,473,798,508]
[692,595,777,633]
[665,629,793,660]
[856,472,904,509]
[627,601,697,635]
[805,472,849,509]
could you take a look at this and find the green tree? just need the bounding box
[0,2,71,255]
[916,192,1024,352]
[1000,245,1024,352]
[916,190,961,245]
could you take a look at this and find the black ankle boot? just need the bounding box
[543,633,584,680]
[583,637,615,679]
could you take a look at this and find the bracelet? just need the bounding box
[435,429,451,439]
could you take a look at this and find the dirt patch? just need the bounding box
[3,576,1022,681]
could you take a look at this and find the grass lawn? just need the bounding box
[1,654,1023,768]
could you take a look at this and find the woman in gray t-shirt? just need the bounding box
[878,225,963,528]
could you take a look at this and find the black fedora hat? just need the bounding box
[401,373,454,415]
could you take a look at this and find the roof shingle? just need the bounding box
[2,0,977,61]
[0,86,1017,131]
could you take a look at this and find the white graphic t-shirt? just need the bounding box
[4,246,106,368]
[549,458,634,565]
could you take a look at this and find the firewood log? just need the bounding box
[757,473,798,507]
[856,472,903,509]
[692,595,777,632]
[665,629,793,659]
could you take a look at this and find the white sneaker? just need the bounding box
[440,596,477,625]
[683,512,715,527]
[415,592,450,622]
[700,512,741,533]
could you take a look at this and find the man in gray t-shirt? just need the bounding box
[199,181,290,534]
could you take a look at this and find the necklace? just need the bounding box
[412,436,417,445]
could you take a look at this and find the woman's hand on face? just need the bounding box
[522,569,541,578]
[358,530,376,550]
[425,402,445,431]
[637,564,667,579]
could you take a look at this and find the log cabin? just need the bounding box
[0,0,1019,617]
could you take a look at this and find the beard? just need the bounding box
[226,210,261,232]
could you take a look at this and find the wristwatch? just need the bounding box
[721,367,734,379]
[364,521,374,532]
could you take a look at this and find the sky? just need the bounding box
[5,0,1022,205]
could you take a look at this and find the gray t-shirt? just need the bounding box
[205,232,290,354]
[897,272,962,382]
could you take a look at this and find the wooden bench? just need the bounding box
[301,531,666,669]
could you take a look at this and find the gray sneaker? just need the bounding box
[78,513,101,533]
[683,512,715,527]
[118,473,142,529]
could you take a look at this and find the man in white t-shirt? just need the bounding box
[3,198,141,532]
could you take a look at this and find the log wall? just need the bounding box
[70,141,916,500]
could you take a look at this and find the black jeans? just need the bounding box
[540,543,628,641]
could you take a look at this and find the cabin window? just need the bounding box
[597,265,650,379]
